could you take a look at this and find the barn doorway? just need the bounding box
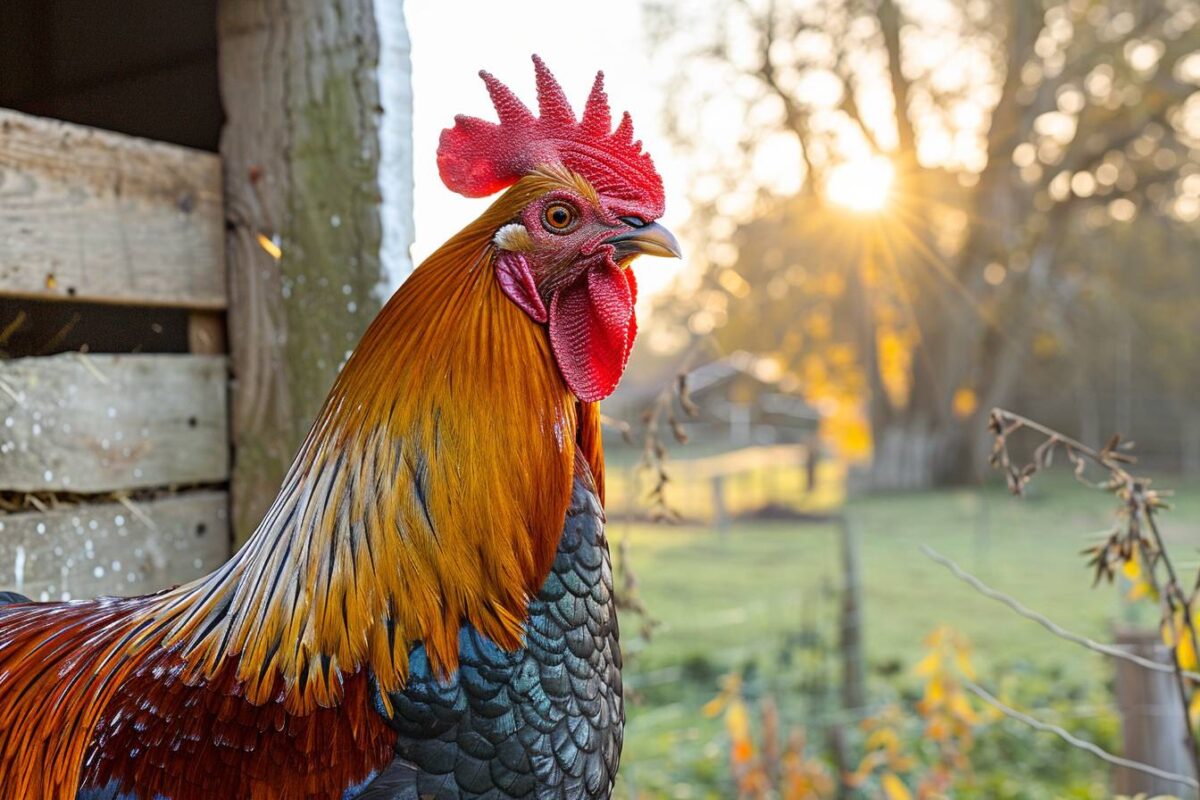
[0,0,222,152]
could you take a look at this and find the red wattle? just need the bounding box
[549,262,637,402]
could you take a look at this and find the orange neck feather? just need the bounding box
[0,173,607,798]
[168,173,590,705]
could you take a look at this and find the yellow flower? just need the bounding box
[881,772,914,800]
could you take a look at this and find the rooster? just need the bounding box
[0,56,678,800]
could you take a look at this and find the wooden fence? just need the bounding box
[605,443,845,525]
[0,109,231,600]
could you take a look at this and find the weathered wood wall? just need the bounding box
[0,111,230,599]
[0,493,229,602]
[0,109,225,307]
[0,354,228,492]
[218,0,412,542]
[0,0,415,586]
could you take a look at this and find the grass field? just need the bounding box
[613,471,1200,798]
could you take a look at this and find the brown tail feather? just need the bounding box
[0,597,393,799]
[0,597,160,799]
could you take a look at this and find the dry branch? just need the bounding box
[988,407,1200,786]
[635,341,707,522]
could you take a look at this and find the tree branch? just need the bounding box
[875,0,917,159]
[752,0,822,193]
[636,338,710,521]
[832,47,884,154]
[989,408,1200,784]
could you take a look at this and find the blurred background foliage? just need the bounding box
[601,0,1200,797]
[630,0,1200,487]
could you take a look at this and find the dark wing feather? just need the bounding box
[0,591,31,606]
[342,757,423,799]
[367,475,623,799]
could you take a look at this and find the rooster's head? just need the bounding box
[437,55,679,402]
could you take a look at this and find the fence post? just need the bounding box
[826,723,851,800]
[839,514,866,711]
[1113,627,1196,797]
[711,473,730,535]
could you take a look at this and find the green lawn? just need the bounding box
[613,472,1200,798]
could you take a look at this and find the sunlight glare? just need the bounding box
[826,155,895,212]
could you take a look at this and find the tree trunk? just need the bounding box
[865,207,1051,490]
[218,0,413,543]
[857,0,1048,491]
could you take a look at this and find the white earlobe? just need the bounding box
[493,223,534,252]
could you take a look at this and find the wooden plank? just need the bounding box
[0,491,228,600]
[0,353,228,492]
[0,108,226,308]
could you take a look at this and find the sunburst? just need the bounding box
[826,155,895,212]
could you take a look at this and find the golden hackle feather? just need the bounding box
[0,168,602,799]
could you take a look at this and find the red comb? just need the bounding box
[438,55,665,218]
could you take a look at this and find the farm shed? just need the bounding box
[604,352,835,525]
[0,0,413,599]
[609,350,822,449]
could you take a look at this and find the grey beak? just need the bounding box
[605,222,683,260]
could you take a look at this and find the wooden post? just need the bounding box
[1183,411,1200,475]
[217,0,412,542]
[826,723,851,800]
[711,473,729,534]
[1114,628,1196,797]
[972,487,990,574]
[803,436,819,497]
[838,514,866,711]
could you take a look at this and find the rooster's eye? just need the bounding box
[542,202,577,233]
